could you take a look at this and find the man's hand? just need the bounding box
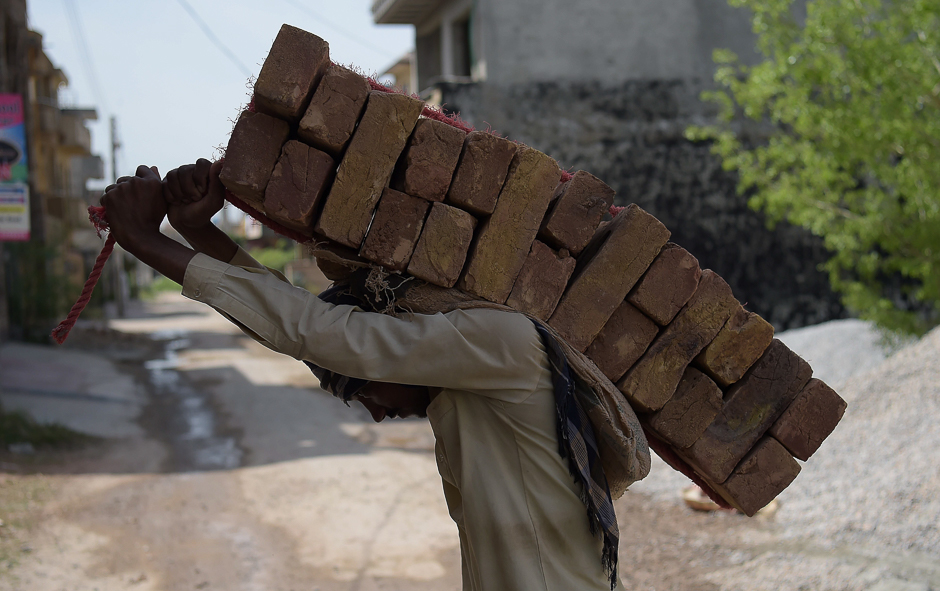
[165,158,225,231]
[99,164,197,285]
[163,158,238,264]
[100,165,167,253]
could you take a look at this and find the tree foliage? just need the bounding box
[689,0,940,334]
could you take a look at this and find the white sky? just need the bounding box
[27,0,414,188]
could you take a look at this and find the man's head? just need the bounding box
[351,382,432,422]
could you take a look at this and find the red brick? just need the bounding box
[646,367,723,449]
[457,146,561,303]
[711,437,801,517]
[359,188,431,272]
[769,378,846,461]
[584,301,658,382]
[538,171,614,256]
[254,25,330,121]
[298,64,370,156]
[695,305,774,387]
[682,339,813,482]
[628,243,702,325]
[262,140,335,236]
[505,241,576,321]
[315,91,425,248]
[618,271,738,413]
[549,205,669,352]
[219,110,290,209]
[445,131,517,215]
[391,119,466,202]
[407,202,477,287]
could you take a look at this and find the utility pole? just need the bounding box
[110,115,127,317]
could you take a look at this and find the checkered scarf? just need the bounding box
[304,279,619,589]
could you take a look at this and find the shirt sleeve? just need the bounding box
[180,252,545,395]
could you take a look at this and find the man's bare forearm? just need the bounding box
[129,232,197,285]
[175,222,239,264]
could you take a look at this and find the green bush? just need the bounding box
[689,0,940,335]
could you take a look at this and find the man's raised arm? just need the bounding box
[163,158,240,265]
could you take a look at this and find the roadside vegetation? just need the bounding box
[690,0,940,335]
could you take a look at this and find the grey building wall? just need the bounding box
[399,0,842,330]
[476,0,760,85]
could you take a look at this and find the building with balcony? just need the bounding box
[374,0,840,330]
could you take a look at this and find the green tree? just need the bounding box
[689,0,940,335]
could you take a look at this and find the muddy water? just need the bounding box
[143,329,244,472]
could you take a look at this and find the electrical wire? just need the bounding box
[62,0,108,112]
[173,0,253,78]
[277,0,395,58]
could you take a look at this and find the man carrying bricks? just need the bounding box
[101,160,650,591]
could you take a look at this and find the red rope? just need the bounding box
[50,205,115,344]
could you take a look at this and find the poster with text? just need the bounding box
[0,183,30,241]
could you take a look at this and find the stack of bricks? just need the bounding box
[219,24,847,516]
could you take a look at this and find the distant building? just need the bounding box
[375,0,841,330]
[0,1,104,341]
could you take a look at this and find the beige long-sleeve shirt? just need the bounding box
[182,250,623,590]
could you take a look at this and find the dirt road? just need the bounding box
[0,294,934,591]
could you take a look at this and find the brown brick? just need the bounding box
[549,205,670,352]
[711,437,801,517]
[220,110,290,209]
[298,64,370,157]
[262,141,335,236]
[359,188,430,272]
[391,119,466,202]
[538,171,614,256]
[628,243,702,325]
[695,305,775,386]
[254,25,330,121]
[505,241,576,321]
[315,91,425,248]
[769,378,846,461]
[407,202,477,287]
[618,270,738,413]
[584,301,658,382]
[646,367,723,449]
[457,147,561,303]
[682,339,813,482]
[445,131,517,215]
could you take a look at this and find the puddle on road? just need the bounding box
[144,332,244,471]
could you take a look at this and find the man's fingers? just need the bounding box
[178,164,201,201]
[165,170,187,205]
[208,160,225,200]
[116,176,133,184]
[137,164,160,180]
[193,158,211,196]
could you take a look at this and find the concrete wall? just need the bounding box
[405,0,842,330]
[439,79,843,330]
[477,0,760,86]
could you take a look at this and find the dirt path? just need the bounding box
[1,293,931,591]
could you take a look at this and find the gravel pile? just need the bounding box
[633,318,940,590]
[777,322,939,556]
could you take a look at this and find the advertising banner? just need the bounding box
[0,93,28,241]
[0,183,29,241]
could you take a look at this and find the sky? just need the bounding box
[27,0,414,189]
